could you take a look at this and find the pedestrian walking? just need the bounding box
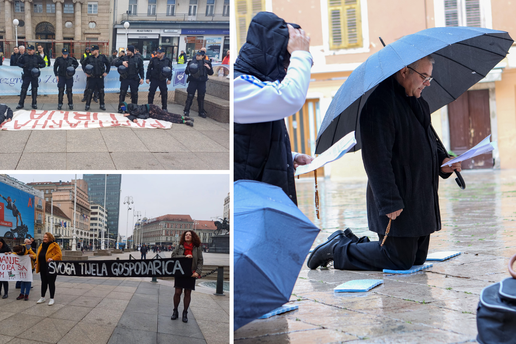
[35,232,62,306]
[307,55,462,271]
[16,45,45,110]
[140,244,148,259]
[13,239,36,301]
[113,45,144,112]
[0,238,11,299]
[82,45,110,111]
[183,50,213,118]
[146,47,172,110]
[170,230,203,323]
[54,48,79,110]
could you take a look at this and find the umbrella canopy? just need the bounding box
[316,27,513,154]
[234,180,320,330]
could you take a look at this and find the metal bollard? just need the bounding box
[214,266,224,296]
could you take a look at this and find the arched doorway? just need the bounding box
[35,22,55,57]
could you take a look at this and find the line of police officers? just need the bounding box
[14,44,211,117]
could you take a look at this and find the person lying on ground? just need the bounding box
[119,102,194,127]
[0,104,13,125]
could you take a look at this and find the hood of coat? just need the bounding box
[234,11,300,82]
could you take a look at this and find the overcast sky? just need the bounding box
[9,173,230,237]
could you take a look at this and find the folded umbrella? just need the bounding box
[316,27,513,155]
[234,180,320,330]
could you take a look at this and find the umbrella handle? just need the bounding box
[454,170,466,190]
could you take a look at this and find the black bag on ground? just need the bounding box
[477,259,516,344]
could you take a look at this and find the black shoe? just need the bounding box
[93,96,98,103]
[16,104,24,109]
[198,111,207,118]
[100,104,106,111]
[343,228,359,242]
[85,105,90,111]
[183,110,189,117]
[328,230,343,241]
[58,104,62,110]
[182,310,188,323]
[32,104,37,109]
[307,236,348,270]
[2,294,8,299]
[186,121,194,127]
[81,97,86,102]
[171,308,178,320]
[69,104,73,110]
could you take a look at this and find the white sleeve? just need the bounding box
[234,51,313,124]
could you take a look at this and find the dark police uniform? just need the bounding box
[82,46,110,111]
[183,51,214,118]
[146,52,172,110]
[80,49,96,102]
[114,49,144,110]
[54,49,79,110]
[16,45,45,109]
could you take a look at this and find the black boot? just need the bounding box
[67,89,74,110]
[16,88,28,109]
[161,91,168,111]
[93,91,99,103]
[171,308,178,320]
[131,87,138,105]
[148,90,155,106]
[84,89,93,111]
[197,93,207,118]
[118,90,127,113]
[31,88,38,109]
[99,89,106,111]
[57,87,65,110]
[182,310,188,323]
[183,93,195,116]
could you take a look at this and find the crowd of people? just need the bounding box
[0,44,226,127]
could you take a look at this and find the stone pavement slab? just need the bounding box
[235,169,516,343]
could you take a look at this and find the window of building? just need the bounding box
[128,0,137,15]
[236,0,264,51]
[328,0,362,50]
[15,1,25,12]
[206,0,215,16]
[189,0,197,16]
[445,0,480,26]
[166,0,175,16]
[34,3,43,13]
[148,0,156,15]
[87,2,98,14]
[223,0,229,16]
[47,3,56,13]
[64,3,74,13]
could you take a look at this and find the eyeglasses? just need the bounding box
[407,66,433,83]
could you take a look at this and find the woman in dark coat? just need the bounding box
[170,230,203,323]
[120,102,194,126]
[35,232,62,306]
[0,238,12,298]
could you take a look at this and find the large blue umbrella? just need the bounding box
[234,180,320,330]
[315,27,513,155]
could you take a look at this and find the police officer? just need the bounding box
[16,45,45,109]
[178,50,186,64]
[80,47,95,102]
[82,45,110,111]
[54,48,79,110]
[183,50,213,118]
[146,47,172,110]
[114,45,144,112]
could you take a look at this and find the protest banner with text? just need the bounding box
[0,254,33,282]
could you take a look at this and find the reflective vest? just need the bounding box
[178,55,185,64]
[41,54,50,67]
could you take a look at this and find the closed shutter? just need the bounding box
[236,0,265,53]
[445,0,459,26]
[328,0,362,50]
[465,0,481,27]
[445,0,481,27]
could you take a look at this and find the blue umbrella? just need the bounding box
[315,27,513,155]
[234,180,320,330]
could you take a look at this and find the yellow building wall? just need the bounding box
[495,69,516,169]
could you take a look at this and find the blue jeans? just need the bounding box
[20,282,31,295]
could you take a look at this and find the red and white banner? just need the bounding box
[0,110,172,130]
[0,253,33,282]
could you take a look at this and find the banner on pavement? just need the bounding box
[48,257,192,278]
[0,63,229,96]
[0,110,173,131]
[0,182,35,239]
[0,254,33,282]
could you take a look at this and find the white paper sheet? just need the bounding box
[441,135,494,167]
[295,131,357,176]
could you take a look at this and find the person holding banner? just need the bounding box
[35,232,62,306]
[0,238,11,299]
[16,45,46,110]
[13,241,36,301]
[171,230,203,323]
[54,48,79,110]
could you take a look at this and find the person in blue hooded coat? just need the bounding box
[233,11,314,205]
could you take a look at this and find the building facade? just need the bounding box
[113,0,229,62]
[223,192,229,220]
[0,0,113,58]
[44,202,73,247]
[235,0,516,180]
[83,174,121,245]
[89,203,107,248]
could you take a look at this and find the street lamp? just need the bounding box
[123,196,133,250]
[13,19,19,48]
[123,21,130,49]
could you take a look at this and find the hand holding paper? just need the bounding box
[441,135,495,168]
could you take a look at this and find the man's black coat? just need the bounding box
[360,75,451,238]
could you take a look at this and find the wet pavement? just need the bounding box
[234,169,516,343]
